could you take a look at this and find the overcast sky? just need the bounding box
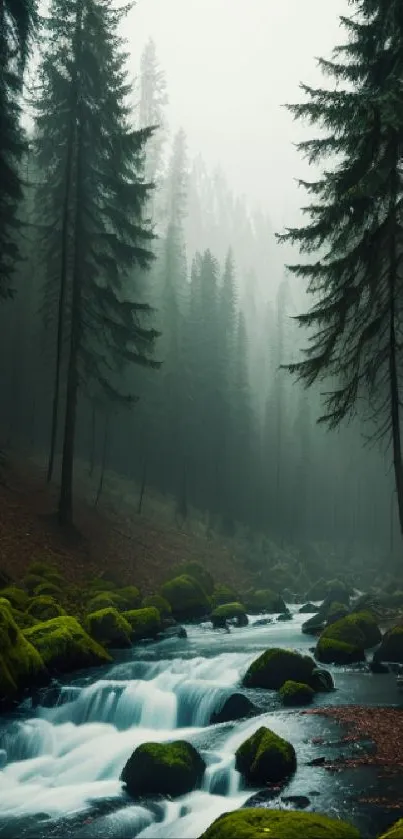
[128,0,349,226]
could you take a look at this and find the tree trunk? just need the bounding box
[46,11,81,485]
[95,413,109,507]
[89,403,96,477]
[388,155,403,538]
[138,454,147,514]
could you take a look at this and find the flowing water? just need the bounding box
[0,606,402,838]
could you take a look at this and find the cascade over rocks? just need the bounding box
[121,740,206,798]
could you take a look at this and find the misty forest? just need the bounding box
[1,1,403,838]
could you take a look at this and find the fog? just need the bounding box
[129,0,348,224]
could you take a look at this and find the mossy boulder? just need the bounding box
[211,584,238,608]
[86,591,126,613]
[346,610,382,647]
[169,561,215,595]
[326,602,349,625]
[299,602,318,614]
[121,740,205,798]
[316,636,365,665]
[23,574,48,595]
[235,726,296,785]
[0,586,29,610]
[375,625,403,663]
[33,581,64,599]
[27,596,66,621]
[159,574,210,620]
[115,586,141,609]
[142,594,172,617]
[87,576,118,593]
[279,680,314,706]
[302,613,326,635]
[378,819,403,839]
[0,600,47,704]
[123,606,162,641]
[200,808,360,839]
[243,647,316,690]
[315,613,378,664]
[211,602,248,628]
[86,607,132,648]
[24,616,111,675]
[11,608,37,630]
[244,589,286,614]
[210,692,257,725]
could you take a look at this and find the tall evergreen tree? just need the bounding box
[0,0,37,299]
[33,0,159,524]
[278,0,403,536]
[138,37,168,189]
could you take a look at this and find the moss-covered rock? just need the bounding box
[123,606,162,641]
[325,579,351,604]
[299,602,318,614]
[86,591,126,613]
[159,574,210,620]
[211,584,238,609]
[375,625,403,663]
[0,600,47,704]
[243,648,316,690]
[24,616,111,675]
[115,586,141,609]
[169,561,215,595]
[23,574,48,595]
[33,581,64,599]
[86,607,132,649]
[27,596,66,621]
[121,740,205,798]
[211,602,248,628]
[142,594,172,617]
[378,819,403,839]
[235,726,296,785]
[11,608,37,630]
[244,589,286,614]
[210,692,257,725]
[277,609,292,621]
[279,680,314,706]
[326,602,349,625]
[200,808,360,839]
[315,613,377,664]
[302,613,326,635]
[0,586,29,610]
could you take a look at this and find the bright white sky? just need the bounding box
[128,0,349,226]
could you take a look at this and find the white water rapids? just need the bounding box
[0,609,326,838]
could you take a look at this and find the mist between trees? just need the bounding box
[0,4,400,572]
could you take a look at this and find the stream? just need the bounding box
[0,605,402,838]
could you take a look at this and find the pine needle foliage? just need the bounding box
[277,0,403,532]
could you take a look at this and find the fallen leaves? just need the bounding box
[305,706,403,770]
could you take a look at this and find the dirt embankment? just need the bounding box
[0,458,251,593]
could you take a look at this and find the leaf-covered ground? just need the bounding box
[0,456,251,592]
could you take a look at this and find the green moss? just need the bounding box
[169,561,215,595]
[160,574,210,620]
[22,574,48,595]
[211,584,238,608]
[279,680,314,706]
[0,601,47,703]
[87,576,118,592]
[316,636,365,665]
[142,594,172,617]
[115,586,141,609]
[86,591,126,613]
[24,615,111,675]
[347,610,382,647]
[200,808,360,839]
[27,596,66,621]
[244,589,286,614]
[27,560,59,578]
[123,607,162,641]
[33,581,64,599]
[0,586,29,609]
[235,726,296,784]
[243,647,316,690]
[121,740,206,798]
[211,602,248,628]
[326,602,349,624]
[86,607,132,648]
[11,608,37,630]
[378,819,403,839]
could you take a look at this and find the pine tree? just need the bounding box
[138,37,168,188]
[0,0,37,299]
[33,0,160,525]
[278,1,403,536]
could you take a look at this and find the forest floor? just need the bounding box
[0,454,252,593]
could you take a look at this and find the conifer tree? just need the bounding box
[0,0,37,299]
[138,37,168,189]
[33,0,159,524]
[278,0,403,536]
